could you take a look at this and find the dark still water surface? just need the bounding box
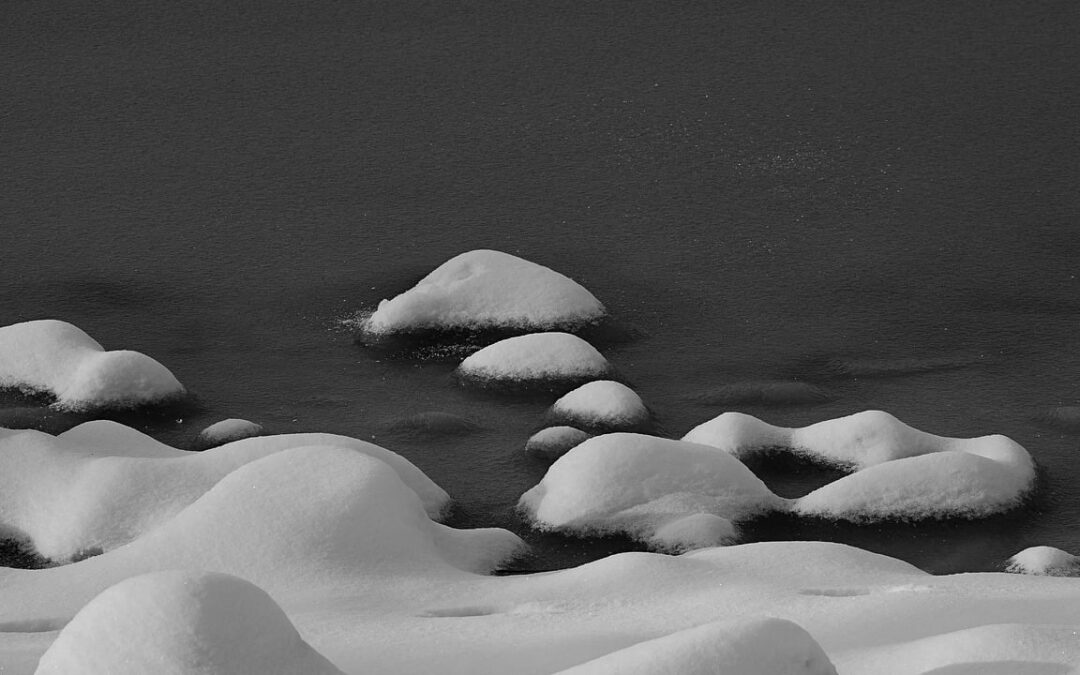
[1,0,1077,573]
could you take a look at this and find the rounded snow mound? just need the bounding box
[519,433,782,551]
[684,410,1035,521]
[363,250,606,334]
[525,426,592,459]
[0,319,184,410]
[551,380,649,429]
[458,333,610,385]
[1005,546,1080,576]
[194,418,264,449]
[553,617,836,675]
[34,570,344,675]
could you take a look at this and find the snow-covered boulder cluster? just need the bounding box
[0,320,184,410]
[362,249,606,334]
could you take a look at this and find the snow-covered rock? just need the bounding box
[551,380,649,429]
[0,423,450,561]
[194,418,264,449]
[458,333,610,384]
[525,426,592,459]
[519,433,782,550]
[553,617,837,675]
[363,250,606,334]
[34,570,344,675]
[0,319,184,410]
[1006,546,1080,576]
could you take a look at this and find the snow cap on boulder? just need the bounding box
[551,380,649,429]
[458,333,609,385]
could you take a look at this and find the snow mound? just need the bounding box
[1006,546,1080,576]
[34,570,344,675]
[0,319,184,410]
[519,433,782,549]
[551,380,649,428]
[194,418,264,449]
[553,617,836,675]
[363,249,606,333]
[684,410,1035,521]
[525,426,592,459]
[458,333,610,384]
[0,424,450,561]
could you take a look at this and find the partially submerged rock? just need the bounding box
[194,418,264,450]
[457,333,610,386]
[550,380,649,430]
[525,426,592,460]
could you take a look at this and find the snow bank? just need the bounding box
[363,250,606,334]
[553,617,836,675]
[34,570,344,675]
[684,410,1035,521]
[0,319,184,410]
[0,424,450,561]
[194,418,264,449]
[1006,546,1080,576]
[519,433,781,550]
[525,426,592,459]
[458,333,610,384]
[551,381,649,429]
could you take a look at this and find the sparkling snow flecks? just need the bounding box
[0,320,185,411]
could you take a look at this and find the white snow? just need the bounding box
[363,250,606,333]
[525,426,592,459]
[0,320,184,410]
[34,570,345,675]
[551,380,649,428]
[195,418,264,448]
[1006,546,1080,576]
[0,423,450,561]
[458,333,609,383]
[519,433,781,549]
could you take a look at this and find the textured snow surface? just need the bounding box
[1006,546,1080,576]
[363,250,606,333]
[551,380,649,428]
[0,422,449,561]
[0,320,184,410]
[34,570,344,675]
[458,333,609,383]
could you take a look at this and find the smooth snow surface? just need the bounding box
[551,381,649,428]
[525,426,592,459]
[195,418,264,448]
[34,570,344,675]
[0,320,184,410]
[363,249,606,333]
[458,333,609,384]
[519,433,781,550]
[1006,546,1080,576]
[552,617,837,675]
[0,423,450,561]
[684,410,1035,521]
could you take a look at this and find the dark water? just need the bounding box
[1,0,1077,574]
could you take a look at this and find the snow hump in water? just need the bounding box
[363,249,606,334]
[194,418,264,449]
[551,380,649,429]
[34,570,345,675]
[0,319,184,410]
[458,332,610,384]
[1006,546,1080,576]
[525,426,592,459]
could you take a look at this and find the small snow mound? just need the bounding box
[195,418,264,449]
[519,433,782,547]
[1006,546,1080,576]
[553,617,836,675]
[551,380,649,429]
[34,570,344,675]
[648,513,737,553]
[0,320,184,410]
[363,250,606,334]
[458,333,609,384]
[525,426,592,459]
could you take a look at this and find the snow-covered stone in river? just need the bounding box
[195,418,264,449]
[34,570,345,675]
[519,433,782,549]
[458,332,609,384]
[551,380,649,428]
[1006,546,1080,576]
[553,617,837,675]
[525,426,592,459]
[0,319,184,410]
[363,249,606,333]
